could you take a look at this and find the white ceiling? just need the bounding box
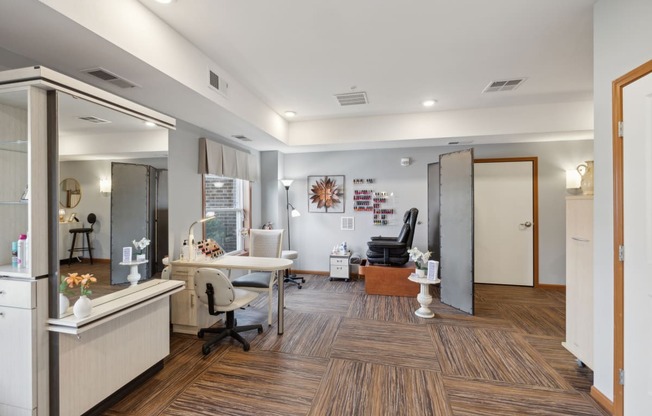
[138,0,594,120]
[0,0,595,153]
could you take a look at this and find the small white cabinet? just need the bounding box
[170,265,221,334]
[563,196,593,368]
[0,278,47,416]
[329,253,351,281]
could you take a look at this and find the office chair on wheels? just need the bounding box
[194,268,263,355]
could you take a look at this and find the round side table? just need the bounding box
[120,260,148,286]
[407,274,441,318]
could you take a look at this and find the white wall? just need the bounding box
[593,0,652,401]
[282,140,592,284]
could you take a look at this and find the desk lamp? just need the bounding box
[188,212,215,261]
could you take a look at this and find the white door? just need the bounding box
[474,161,534,286]
[623,71,652,413]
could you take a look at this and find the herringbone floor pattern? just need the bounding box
[103,275,607,416]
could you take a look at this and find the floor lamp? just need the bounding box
[281,179,304,286]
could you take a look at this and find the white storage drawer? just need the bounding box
[0,279,36,309]
[330,257,348,266]
[329,253,351,281]
[331,266,348,278]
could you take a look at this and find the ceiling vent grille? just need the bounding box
[81,67,139,89]
[334,91,368,106]
[232,134,252,142]
[78,116,111,124]
[483,78,526,93]
[209,70,229,96]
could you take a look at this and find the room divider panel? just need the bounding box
[439,149,474,314]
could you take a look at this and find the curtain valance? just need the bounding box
[198,137,258,181]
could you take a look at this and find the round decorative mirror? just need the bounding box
[60,178,81,208]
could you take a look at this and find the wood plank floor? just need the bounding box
[103,276,609,416]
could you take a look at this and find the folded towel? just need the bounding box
[350,252,362,264]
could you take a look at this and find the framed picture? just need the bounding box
[308,175,344,213]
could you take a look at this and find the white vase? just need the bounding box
[416,268,426,278]
[59,293,70,315]
[73,295,92,319]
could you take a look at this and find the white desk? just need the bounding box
[407,274,441,318]
[170,256,293,334]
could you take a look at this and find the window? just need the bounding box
[203,175,250,253]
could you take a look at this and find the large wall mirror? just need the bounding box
[56,91,169,318]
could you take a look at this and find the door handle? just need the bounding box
[520,221,533,228]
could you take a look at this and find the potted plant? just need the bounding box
[408,247,431,277]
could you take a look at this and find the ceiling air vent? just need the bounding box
[78,116,111,124]
[232,134,252,142]
[483,78,526,93]
[81,67,139,89]
[334,91,368,106]
[209,70,229,96]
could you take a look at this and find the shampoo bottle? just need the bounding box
[17,234,27,269]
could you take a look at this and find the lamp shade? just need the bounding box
[566,169,581,189]
[291,208,301,217]
[99,178,111,193]
[280,179,293,188]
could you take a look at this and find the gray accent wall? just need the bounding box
[282,140,592,285]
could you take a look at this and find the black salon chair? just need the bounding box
[68,213,96,265]
[366,208,418,266]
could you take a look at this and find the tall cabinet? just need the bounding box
[0,85,49,415]
[563,195,593,368]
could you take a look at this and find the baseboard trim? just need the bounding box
[293,269,329,276]
[590,385,614,414]
[537,283,566,291]
[60,258,110,264]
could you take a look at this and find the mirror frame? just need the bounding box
[59,177,81,208]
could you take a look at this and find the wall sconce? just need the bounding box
[59,209,66,222]
[566,169,581,194]
[400,157,411,167]
[99,178,111,193]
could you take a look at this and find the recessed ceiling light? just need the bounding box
[144,121,156,127]
[155,0,176,4]
[422,99,437,107]
[284,111,297,117]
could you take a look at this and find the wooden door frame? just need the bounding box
[611,59,652,416]
[474,157,539,287]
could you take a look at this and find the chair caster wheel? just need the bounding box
[202,345,211,355]
[257,327,263,334]
[243,343,251,352]
[298,286,302,289]
[197,330,205,339]
[301,278,305,283]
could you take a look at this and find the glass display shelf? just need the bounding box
[0,140,27,153]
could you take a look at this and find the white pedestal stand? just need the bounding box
[120,260,148,286]
[407,274,441,318]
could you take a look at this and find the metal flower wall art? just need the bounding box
[308,175,344,213]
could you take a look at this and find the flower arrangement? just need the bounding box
[408,247,432,270]
[133,237,151,253]
[63,272,97,297]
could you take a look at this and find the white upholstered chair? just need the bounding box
[231,229,284,326]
